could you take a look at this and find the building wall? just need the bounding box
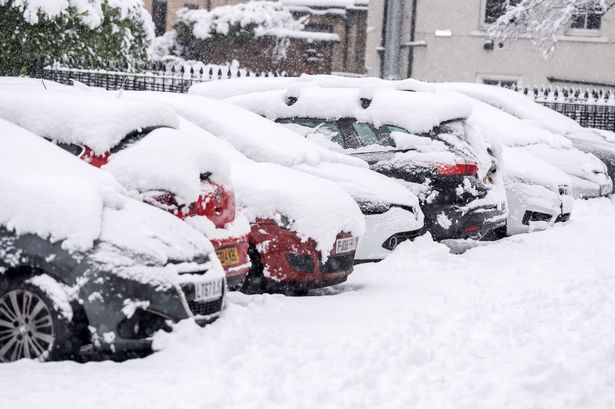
[366,0,615,87]
[143,0,243,32]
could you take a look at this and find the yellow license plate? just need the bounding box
[216,247,240,267]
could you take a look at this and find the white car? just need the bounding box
[124,90,425,261]
[503,147,574,235]
[438,82,613,198]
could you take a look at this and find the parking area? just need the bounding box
[2,198,615,409]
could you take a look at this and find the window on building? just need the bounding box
[484,0,521,24]
[569,11,602,31]
[152,0,167,37]
[478,74,520,88]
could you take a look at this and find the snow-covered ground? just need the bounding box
[3,198,615,409]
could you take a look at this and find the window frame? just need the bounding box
[566,11,603,36]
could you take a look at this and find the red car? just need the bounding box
[0,91,251,290]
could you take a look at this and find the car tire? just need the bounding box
[240,244,266,294]
[0,275,80,362]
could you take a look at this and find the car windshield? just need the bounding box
[276,118,344,147]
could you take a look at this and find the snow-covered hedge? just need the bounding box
[0,0,154,75]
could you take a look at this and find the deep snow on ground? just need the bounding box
[3,198,615,409]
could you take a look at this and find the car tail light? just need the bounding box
[436,163,478,176]
[463,226,479,233]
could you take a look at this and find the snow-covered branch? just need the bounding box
[488,0,614,54]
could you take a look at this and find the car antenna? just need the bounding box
[41,79,47,90]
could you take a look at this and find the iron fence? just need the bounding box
[503,84,615,132]
[42,63,286,93]
[38,66,615,132]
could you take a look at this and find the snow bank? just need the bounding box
[124,90,366,168]
[189,77,302,99]
[0,89,178,154]
[228,86,471,136]
[6,199,615,408]
[0,76,70,91]
[103,127,231,206]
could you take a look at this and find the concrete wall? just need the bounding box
[366,0,615,87]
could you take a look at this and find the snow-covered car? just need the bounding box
[167,119,366,293]
[0,89,251,290]
[0,118,226,362]
[438,82,613,198]
[227,86,507,241]
[502,147,574,235]
[125,91,424,262]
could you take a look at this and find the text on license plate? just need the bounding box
[194,280,223,302]
[335,237,357,254]
[215,246,240,267]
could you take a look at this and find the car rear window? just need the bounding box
[276,118,344,146]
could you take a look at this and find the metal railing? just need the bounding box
[42,63,286,93]
[502,84,615,132]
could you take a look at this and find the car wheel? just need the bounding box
[240,244,265,294]
[0,279,78,362]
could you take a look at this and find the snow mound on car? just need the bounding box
[438,82,583,136]
[445,90,574,149]
[228,87,471,136]
[0,89,178,154]
[103,127,231,206]
[0,118,216,266]
[502,147,571,190]
[125,90,366,169]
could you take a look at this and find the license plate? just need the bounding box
[194,279,223,302]
[216,246,240,267]
[335,237,357,254]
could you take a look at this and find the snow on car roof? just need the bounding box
[188,75,435,99]
[0,118,216,267]
[441,90,574,149]
[103,127,231,206]
[125,90,366,168]
[228,86,471,135]
[0,89,179,154]
[438,82,583,136]
[177,118,365,256]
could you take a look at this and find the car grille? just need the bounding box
[319,252,355,274]
[188,296,224,317]
[555,213,571,223]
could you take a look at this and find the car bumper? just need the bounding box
[249,220,355,291]
[424,201,507,241]
[211,235,250,290]
[355,206,424,262]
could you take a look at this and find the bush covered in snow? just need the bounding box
[0,0,154,76]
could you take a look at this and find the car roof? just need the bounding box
[227,86,472,135]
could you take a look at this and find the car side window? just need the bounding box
[276,118,345,148]
[109,126,160,154]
